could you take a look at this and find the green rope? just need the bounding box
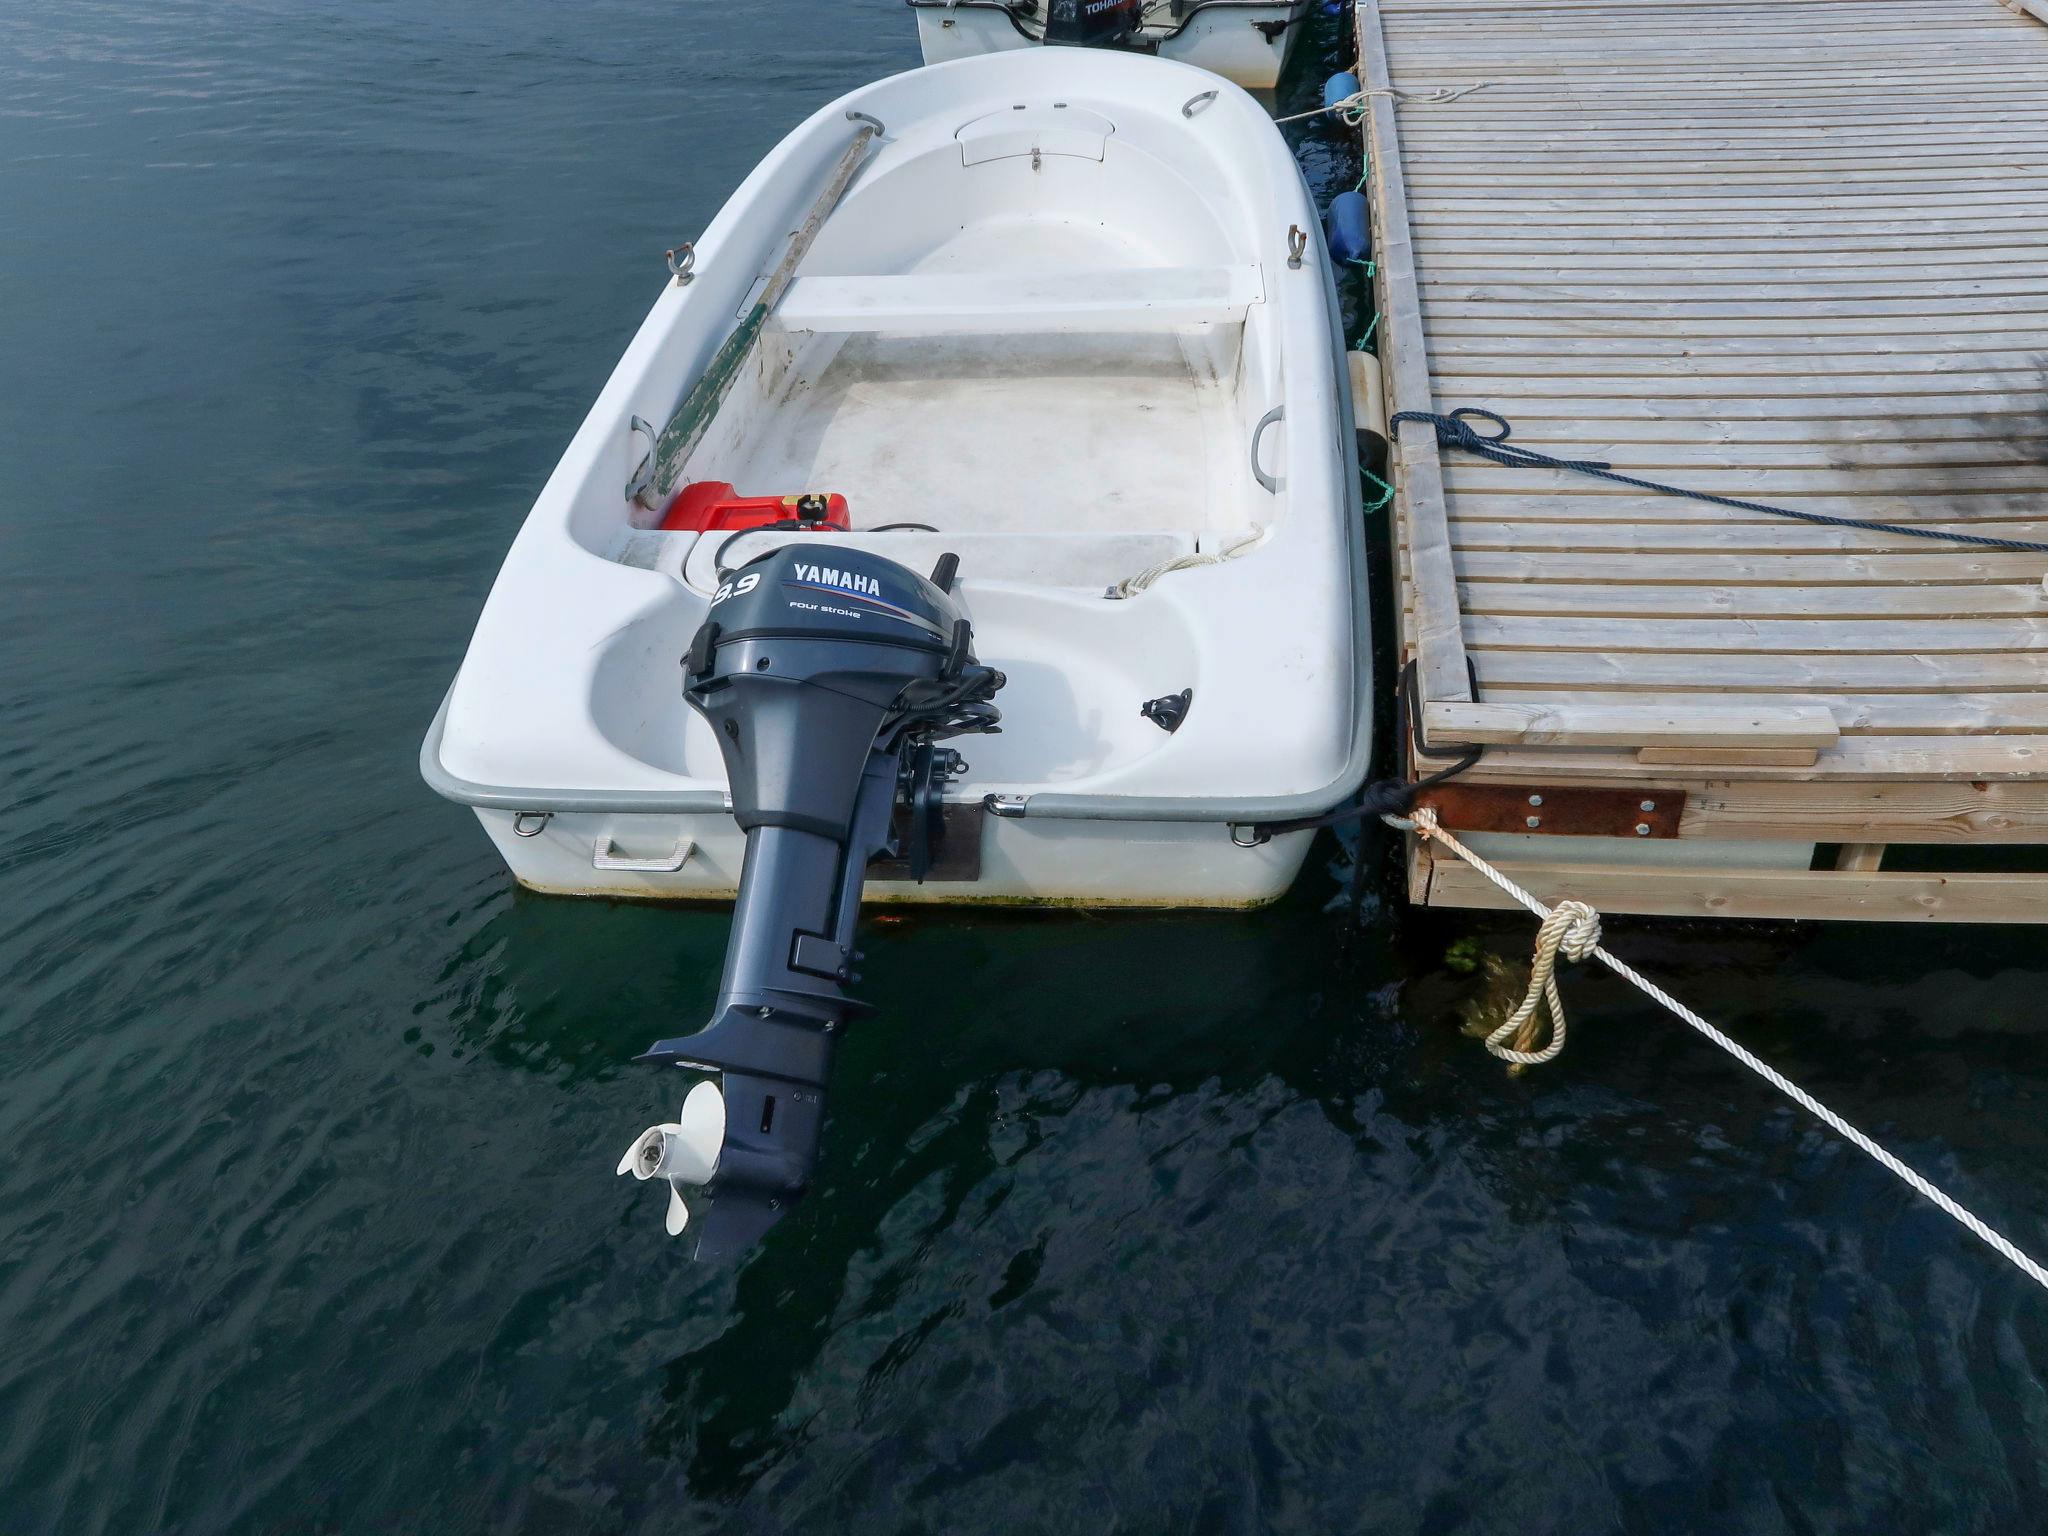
[1355,312,1380,352]
[1361,467,1393,512]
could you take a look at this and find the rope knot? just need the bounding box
[1552,899,1602,963]
[1481,895,1607,1071]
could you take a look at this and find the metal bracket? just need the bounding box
[511,811,553,838]
[1413,784,1686,839]
[593,835,694,872]
[666,241,695,285]
[845,109,886,136]
[1286,225,1307,269]
[1182,89,1218,119]
[871,802,984,882]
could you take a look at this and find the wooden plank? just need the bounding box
[1426,367,2048,399]
[1461,691,2048,735]
[1443,520,2048,553]
[1421,701,1841,749]
[1678,780,2048,844]
[1417,853,2048,923]
[1443,435,2048,469]
[1426,317,2048,340]
[1460,614,2048,653]
[1419,256,2048,283]
[1458,582,2048,618]
[1412,173,2048,197]
[1438,493,2048,525]
[1638,746,1822,768]
[1360,0,1469,707]
[1428,335,2048,361]
[1451,549,2048,583]
[1470,648,2048,691]
[1452,736,2048,783]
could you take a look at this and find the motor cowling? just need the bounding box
[1043,0,1144,48]
[621,544,1002,1259]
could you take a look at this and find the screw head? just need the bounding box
[1635,822,1652,836]
[1528,794,1544,807]
[1526,815,1542,829]
[1640,799,1656,813]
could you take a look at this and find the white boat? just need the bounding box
[422,48,1370,914]
[908,0,1312,89]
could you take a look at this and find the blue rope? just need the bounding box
[1391,406,2048,556]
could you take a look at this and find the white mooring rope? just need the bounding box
[1485,899,1601,1067]
[1272,82,1496,128]
[1389,806,2048,1293]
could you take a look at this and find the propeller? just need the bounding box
[616,1079,726,1236]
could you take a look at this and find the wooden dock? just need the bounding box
[1357,0,2048,922]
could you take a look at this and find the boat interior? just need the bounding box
[450,70,1356,803]
[611,102,1281,599]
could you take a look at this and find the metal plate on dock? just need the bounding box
[1416,784,1685,841]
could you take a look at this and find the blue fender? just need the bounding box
[1324,189,1372,263]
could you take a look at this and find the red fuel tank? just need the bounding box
[657,481,850,533]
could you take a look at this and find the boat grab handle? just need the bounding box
[592,836,693,872]
[1251,405,1284,494]
[624,415,661,506]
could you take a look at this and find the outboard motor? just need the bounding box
[617,544,1003,1259]
[1042,0,1144,48]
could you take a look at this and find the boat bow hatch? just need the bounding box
[954,103,1115,165]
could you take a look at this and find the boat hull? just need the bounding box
[910,2,1308,89]
[479,808,1314,908]
[424,50,1371,911]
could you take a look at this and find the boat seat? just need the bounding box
[767,266,1263,336]
[680,528,1203,593]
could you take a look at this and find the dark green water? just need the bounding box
[6,2,2048,1531]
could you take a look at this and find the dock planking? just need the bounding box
[1358,0,2048,921]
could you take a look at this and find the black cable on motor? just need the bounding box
[1394,406,2048,556]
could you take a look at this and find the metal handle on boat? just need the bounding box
[625,415,661,506]
[1251,406,1284,494]
[666,242,695,285]
[1181,89,1218,119]
[512,811,553,838]
[592,836,694,872]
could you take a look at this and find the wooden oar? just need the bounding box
[632,113,884,511]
